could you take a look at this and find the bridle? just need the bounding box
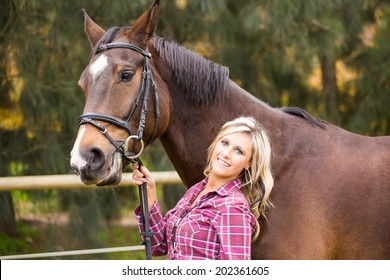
[78,42,159,260]
[78,42,160,160]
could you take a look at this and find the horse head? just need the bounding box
[70,0,169,186]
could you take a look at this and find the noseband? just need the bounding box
[78,42,160,160]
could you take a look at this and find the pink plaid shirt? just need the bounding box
[135,178,256,260]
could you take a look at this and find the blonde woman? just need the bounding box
[132,116,274,259]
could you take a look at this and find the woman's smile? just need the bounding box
[217,157,231,167]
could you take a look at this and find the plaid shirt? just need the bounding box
[135,178,256,260]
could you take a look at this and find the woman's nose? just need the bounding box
[221,149,231,158]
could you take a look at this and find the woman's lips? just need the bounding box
[217,157,231,167]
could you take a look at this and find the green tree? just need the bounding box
[0,0,24,237]
[347,4,390,135]
[160,0,389,134]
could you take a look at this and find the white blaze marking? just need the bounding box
[89,54,108,82]
[70,126,87,168]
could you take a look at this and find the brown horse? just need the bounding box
[70,0,390,259]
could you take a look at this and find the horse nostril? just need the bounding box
[86,147,106,171]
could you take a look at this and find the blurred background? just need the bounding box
[1,0,390,259]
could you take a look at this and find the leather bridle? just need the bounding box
[78,42,160,160]
[78,42,159,260]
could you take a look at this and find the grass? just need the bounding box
[0,222,39,256]
[1,212,167,260]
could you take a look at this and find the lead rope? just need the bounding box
[131,157,155,260]
[124,59,158,259]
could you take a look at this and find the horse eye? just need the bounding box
[119,70,134,82]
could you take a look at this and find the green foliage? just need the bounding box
[347,7,390,135]
[158,0,390,135]
[0,222,39,255]
[0,232,29,255]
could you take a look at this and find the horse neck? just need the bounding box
[153,59,281,186]
[149,38,290,187]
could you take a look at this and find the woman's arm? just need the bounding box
[134,201,169,256]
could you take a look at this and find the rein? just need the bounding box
[78,42,159,260]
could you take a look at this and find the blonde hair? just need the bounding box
[204,116,274,241]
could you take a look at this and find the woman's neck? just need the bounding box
[206,174,234,191]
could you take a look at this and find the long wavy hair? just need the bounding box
[203,116,274,241]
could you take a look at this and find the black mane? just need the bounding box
[94,28,230,105]
[153,36,230,105]
[280,107,327,129]
[94,28,324,129]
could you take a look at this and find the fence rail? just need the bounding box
[0,245,146,260]
[0,171,181,191]
[0,171,182,259]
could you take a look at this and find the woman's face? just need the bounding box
[210,132,252,182]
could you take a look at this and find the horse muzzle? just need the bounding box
[70,142,123,186]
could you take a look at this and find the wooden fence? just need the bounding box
[0,171,181,191]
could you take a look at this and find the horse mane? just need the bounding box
[151,37,327,130]
[93,28,229,105]
[94,28,325,129]
[153,36,230,105]
[280,107,327,129]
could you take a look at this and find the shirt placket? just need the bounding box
[170,194,213,258]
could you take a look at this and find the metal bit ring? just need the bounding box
[123,135,144,159]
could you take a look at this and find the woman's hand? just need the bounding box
[132,164,157,210]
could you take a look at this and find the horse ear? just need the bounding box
[82,9,105,48]
[127,0,160,46]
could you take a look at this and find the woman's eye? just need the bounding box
[119,70,134,82]
[221,140,229,146]
[235,148,244,155]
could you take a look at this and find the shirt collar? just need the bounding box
[201,177,242,197]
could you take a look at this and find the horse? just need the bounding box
[70,0,390,259]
